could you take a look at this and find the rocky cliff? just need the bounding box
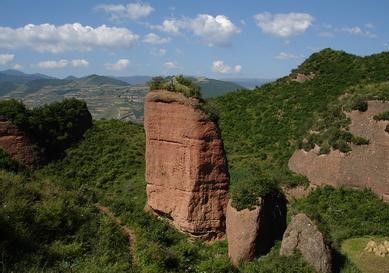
[144,90,229,239]
[0,116,41,167]
[289,101,389,201]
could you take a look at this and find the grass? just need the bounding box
[341,237,389,273]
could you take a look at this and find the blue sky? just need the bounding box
[0,0,388,79]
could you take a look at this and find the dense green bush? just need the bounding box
[0,99,29,127]
[0,98,92,160]
[373,110,389,121]
[351,100,368,112]
[230,168,279,210]
[148,75,201,99]
[0,148,25,172]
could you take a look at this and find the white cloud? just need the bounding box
[36,58,90,69]
[153,19,184,35]
[71,59,89,67]
[212,60,242,74]
[339,26,377,38]
[96,3,154,20]
[153,14,239,47]
[37,59,69,69]
[0,23,139,53]
[150,48,166,56]
[189,14,240,47]
[0,53,14,65]
[164,61,179,69]
[13,64,23,70]
[143,33,170,44]
[105,59,130,71]
[254,12,314,37]
[275,52,298,60]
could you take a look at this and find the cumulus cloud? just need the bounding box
[254,12,314,37]
[275,52,298,60]
[0,23,139,53]
[96,3,154,20]
[153,19,183,35]
[0,53,14,65]
[212,60,242,74]
[105,59,130,71]
[153,14,240,47]
[339,26,377,38]
[189,14,240,47]
[71,59,89,67]
[143,33,170,44]
[37,59,69,69]
[36,58,90,69]
[164,61,179,69]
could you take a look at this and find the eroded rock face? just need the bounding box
[289,101,389,201]
[144,90,229,239]
[0,116,41,167]
[280,213,332,273]
[226,199,262,266]
[226,195,287,266]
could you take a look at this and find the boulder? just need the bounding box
[384,241,389,252]
[0,116,41,167]
[280,213,332,273]
[364,240,378,252]
[144,90,229,239]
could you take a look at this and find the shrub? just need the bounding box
[148,75,202,99]
[373,111,389,121]
[0,98,92,160]
[230,168,279,211]
[0,99,29,128]
[351,136,369,145]
[351,100,368,112]
[28,98,92,157]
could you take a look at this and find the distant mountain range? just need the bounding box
[0,70,258,122]
[220,78,273,89]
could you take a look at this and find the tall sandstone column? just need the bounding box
[144,90,229,239]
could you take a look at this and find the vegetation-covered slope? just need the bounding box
[4,118,388,272]
[213,49,389,205]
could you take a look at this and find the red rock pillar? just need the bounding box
[144,90,229,239]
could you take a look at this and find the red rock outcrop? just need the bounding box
[289,101,389,201]
[0,116,41,167]
[144,90,229,239]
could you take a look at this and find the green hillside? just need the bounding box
[213,49,389,203]
[194,77,244,98]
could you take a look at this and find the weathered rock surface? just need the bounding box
[289,101,389,201]
[144,90,229,239]
[280,213,332,273]
[0,116,41,167]
[226,199,262,266]
[226,195,287,266]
